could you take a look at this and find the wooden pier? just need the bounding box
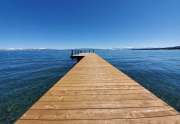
[16,53,180,124]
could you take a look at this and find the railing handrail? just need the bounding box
[71,49,95,57]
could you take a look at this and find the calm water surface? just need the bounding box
[0,49,180,123]
[0,50,75,123]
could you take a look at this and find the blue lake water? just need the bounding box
[0,49,180,123]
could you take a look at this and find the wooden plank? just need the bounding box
[46,89,148,95]
[30,100,167,110]
[16,53,180,124]
[16,115,180,124]
[20,107,177,120]
[55,83,139,86]
[39,94,156,102]
[52,85,143,90]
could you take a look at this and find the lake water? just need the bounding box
[0,49,180,123]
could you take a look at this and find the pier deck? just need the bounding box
[16,53,180,124]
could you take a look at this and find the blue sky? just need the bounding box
[0,0,180,49]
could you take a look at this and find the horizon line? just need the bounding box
[0,44,180,51]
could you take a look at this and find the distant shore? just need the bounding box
[132,46,180,50]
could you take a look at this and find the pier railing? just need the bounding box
[71,49,95,57]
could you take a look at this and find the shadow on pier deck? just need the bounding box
[16,53,180,124]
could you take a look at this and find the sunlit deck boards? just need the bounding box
[16,53,180,124]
